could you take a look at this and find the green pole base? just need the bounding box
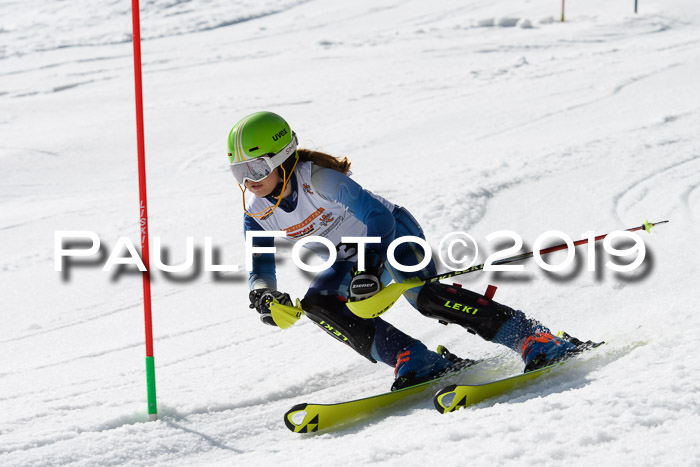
[146,356,158,420]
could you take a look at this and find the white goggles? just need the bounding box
[229,134,298,184]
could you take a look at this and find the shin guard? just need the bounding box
[301,294,377,362]
[416,282,514,341]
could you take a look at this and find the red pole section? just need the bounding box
[130,0,157,421]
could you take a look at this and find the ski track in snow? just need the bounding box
[2,0,700,465]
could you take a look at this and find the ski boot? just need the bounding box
[521,332,603,372]
[436,345,480,369]
[391,342,453,391]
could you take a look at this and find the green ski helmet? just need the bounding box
[227,111,298,188]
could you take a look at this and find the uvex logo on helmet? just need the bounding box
[272,128,288,141]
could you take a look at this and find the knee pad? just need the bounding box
[301,294,377,362]
[416,282,514,341]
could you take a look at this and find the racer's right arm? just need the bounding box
[243,214,277,291]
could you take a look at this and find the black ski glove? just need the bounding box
[349,252,384,302]
[249,288,293,326]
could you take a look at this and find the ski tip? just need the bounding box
[433,384,459,414]
[284,403,312,433]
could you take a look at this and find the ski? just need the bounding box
[283,355,485,433]
[433,336,603,414]
[433,361,560,414]
[283,336,602,432]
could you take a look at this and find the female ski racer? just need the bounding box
[228,111,585,390]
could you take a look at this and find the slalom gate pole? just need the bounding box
[130,0,157,421]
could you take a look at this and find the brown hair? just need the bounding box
[297,149,351,174]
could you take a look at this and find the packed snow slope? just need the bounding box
[2,0,700,465]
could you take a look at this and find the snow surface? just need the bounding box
[2,0,700,465]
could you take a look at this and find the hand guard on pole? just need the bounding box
[349,252,385,302]
[249,289,293,326]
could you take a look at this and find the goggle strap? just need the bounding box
[240,154,299,219]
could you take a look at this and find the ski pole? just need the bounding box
[346,219,668,319]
